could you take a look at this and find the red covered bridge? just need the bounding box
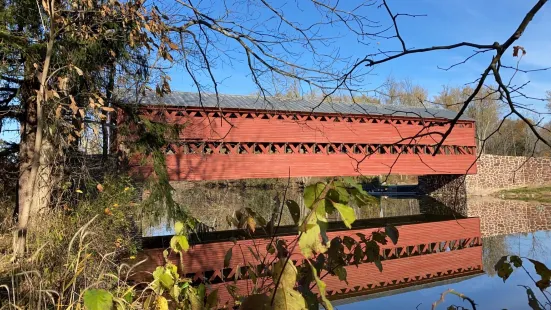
[135,217,483,307]
[124,92,477,181]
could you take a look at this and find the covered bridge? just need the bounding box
[123,92,477,181]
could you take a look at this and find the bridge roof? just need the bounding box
[130,91,474,121]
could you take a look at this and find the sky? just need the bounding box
[168,0,551,110]
[2,0,551,142]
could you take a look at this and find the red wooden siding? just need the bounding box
[133,218,482,307]
[210,247,482,306]
[140,107,476,146]
[125,107,477,180]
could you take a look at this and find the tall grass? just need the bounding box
[0,177,146,309]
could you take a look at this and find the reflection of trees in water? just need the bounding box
[525,231,551,260]
[168,186,468,232]
[173,186,303,230]
[180,188,430,229]
[482,235,509,276]
[379,198,421,217]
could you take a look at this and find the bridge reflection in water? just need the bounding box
[137,206,483,307]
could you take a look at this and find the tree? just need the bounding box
[2,0,550,260]
[465,88,502,154]
[381,76,428,107]
[433,85,473,112]
[0,0,158,256]
[0,0,392,257]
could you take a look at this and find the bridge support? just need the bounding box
[418,174,467,216]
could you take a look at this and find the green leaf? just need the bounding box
[371,232,388,245]
[170,235,190,253]
[169,284,181,301]
[349,188,375,207]
[273,287,308,310]
[155,296,169,310]
[495,257,513,282]
[272,259,308,309]
[523,286,544,310]
[529,259,551,288]
[365,240,382,271]
[153,266,176,291]
[240,294,272,310]
[308,261,333,310]
[122,290,133,303]
[299,221,327,258]
[250,268,258,285]
[334,266,348,284]
[529,259,551,279]
[315,201,328,222]
[317,220,329,245]
[174,221,185,235]
[374,259,383,272]
[510,255,523,268]
[224,247,233,268]
[342,236,356,250]
[274,259,298,288]
[159,272,175,289]
[197,283,206,302]
[267,243,276,255]
[302,290,320,310]
[536,279,551,290]
[353,244,363,265]
[286,200,301,225]
[332,202,356,229]
[304,183,326,208]
[83,289,113,310]
[332,182,350,203]
[385,225,399,245]
[205,289,219,309]
[256,214,267,226]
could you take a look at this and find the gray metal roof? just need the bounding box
[125,91,473,121]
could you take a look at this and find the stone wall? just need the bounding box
[466,154,551,194]
[418,174,468,216]
[419,155,551,197]
[467,198,551,237]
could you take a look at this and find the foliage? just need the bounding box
[0,176,141,308]
[494,255,551,309]
[84,289,114,310]
[220,177,396,309]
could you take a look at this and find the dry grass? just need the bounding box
[495,186,551,204]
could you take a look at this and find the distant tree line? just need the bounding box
[273,77,551,158]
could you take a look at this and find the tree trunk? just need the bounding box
[14,35,54,257]
[102,63,116,160]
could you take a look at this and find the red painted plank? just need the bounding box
[130,154,477,181]
[157,116,476,146]
[208,246,482,307]
[120,107,477,180]
[134,219,481,277]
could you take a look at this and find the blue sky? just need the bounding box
[169,0,551,111]
[2,0,550,142]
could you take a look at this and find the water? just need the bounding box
[143,185,551,309]
[338,230,551,309]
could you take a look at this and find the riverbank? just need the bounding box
[494,186,551,204]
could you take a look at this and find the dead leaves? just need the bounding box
[513,45,527,57]
[246,217,256,233]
